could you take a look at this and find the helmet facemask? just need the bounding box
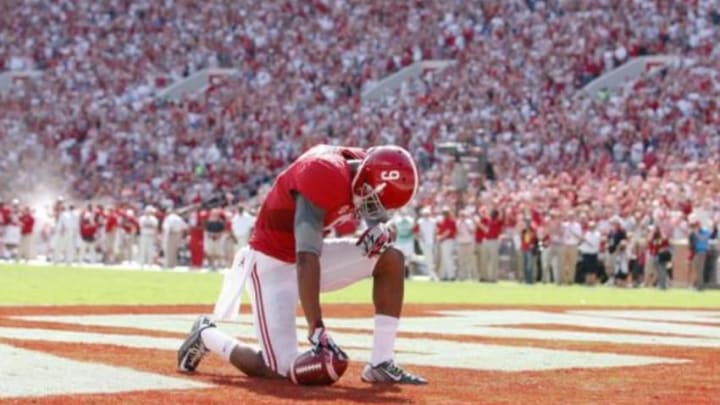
[353,182,390,222]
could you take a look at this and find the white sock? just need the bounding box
[201,327,238,362]
[370,315,399,366]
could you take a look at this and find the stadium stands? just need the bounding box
[1,0,718,285]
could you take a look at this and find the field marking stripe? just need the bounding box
[0,343,211,398]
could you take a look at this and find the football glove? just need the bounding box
[356,223,393,258]
[309,326,348,361]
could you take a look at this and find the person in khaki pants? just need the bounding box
[480,208,504,282]
[18,206,35,261]
[559,214,583,284]
[455,208,476,281]
[162,209,188,269]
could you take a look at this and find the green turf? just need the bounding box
[1,263,719,308]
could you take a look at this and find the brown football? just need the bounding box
[288,348,349,386]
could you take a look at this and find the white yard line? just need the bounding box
[0,343,210,398]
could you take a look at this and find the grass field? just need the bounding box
[2,262,719,308]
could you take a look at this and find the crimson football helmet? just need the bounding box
[352,146,418,221]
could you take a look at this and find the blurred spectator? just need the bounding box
[18,206,35,261]
[2,200,20,259]
[204,208,227,271]
[560,211,583,285]
[689,217,712,290]
[520,217,538,284]
[611,240,631,287]
[479,208,503,282]
[188,209,208,268]
[577,220,603,285]
[648,225,672,290]
[162,208,188,269]
[455,208,476,281]
[138,205,159,268]
[103,207,119,264]
[437,207,457,281]
[415,206,439,281]
[79,204,99,262]
[55,204,77,265]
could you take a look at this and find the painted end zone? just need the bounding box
[0,305,719,405]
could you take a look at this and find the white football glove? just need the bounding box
[356,223,393,258]
[309,326,348,360]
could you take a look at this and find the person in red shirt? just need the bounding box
[103,206,119,264]
[436,207,457,281]
[178,144,426,385]
[80,204,99,262]
[0,200,9,259]
[18,206,35,261]
[189,209,208,268]
[480,208,504,282]
[647,225,671,290]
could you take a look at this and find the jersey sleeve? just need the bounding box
[294,193,325,256]
[293,158,350,213]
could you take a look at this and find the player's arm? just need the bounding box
[293,192,325,331]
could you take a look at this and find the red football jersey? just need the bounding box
[249,145,366,263]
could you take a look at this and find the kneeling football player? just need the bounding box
[177,145,426,384]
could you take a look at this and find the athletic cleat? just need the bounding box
[361,360,427,385]
[177,315,216,373]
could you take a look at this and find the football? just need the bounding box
[288,348,349,386]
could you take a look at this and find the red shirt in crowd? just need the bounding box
[648,235,669,255]
[484,217,503,240]
[80,212,98,240]
[19,212,34,235]
[105,210,118,233]
[437,216,457,241]
[475,221,485,243]
[0,205,10,225]
[121,211,139,234]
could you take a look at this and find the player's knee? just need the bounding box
[375,247,405,275]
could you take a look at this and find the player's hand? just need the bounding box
[309,326,348,361]
[356,223,393,258]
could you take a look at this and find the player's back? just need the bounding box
[249,145,366,263]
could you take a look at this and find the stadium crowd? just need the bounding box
[1,1,720,287]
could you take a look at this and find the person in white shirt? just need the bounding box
[415,206,439,281]
[138,205,159,268]
[577,221,601,285]
[55,204,78,265]
[231,205,255,252]
[455,208,476,281]
[69,205,81,260]
[162,209,188,268]
[559,211,583,284]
